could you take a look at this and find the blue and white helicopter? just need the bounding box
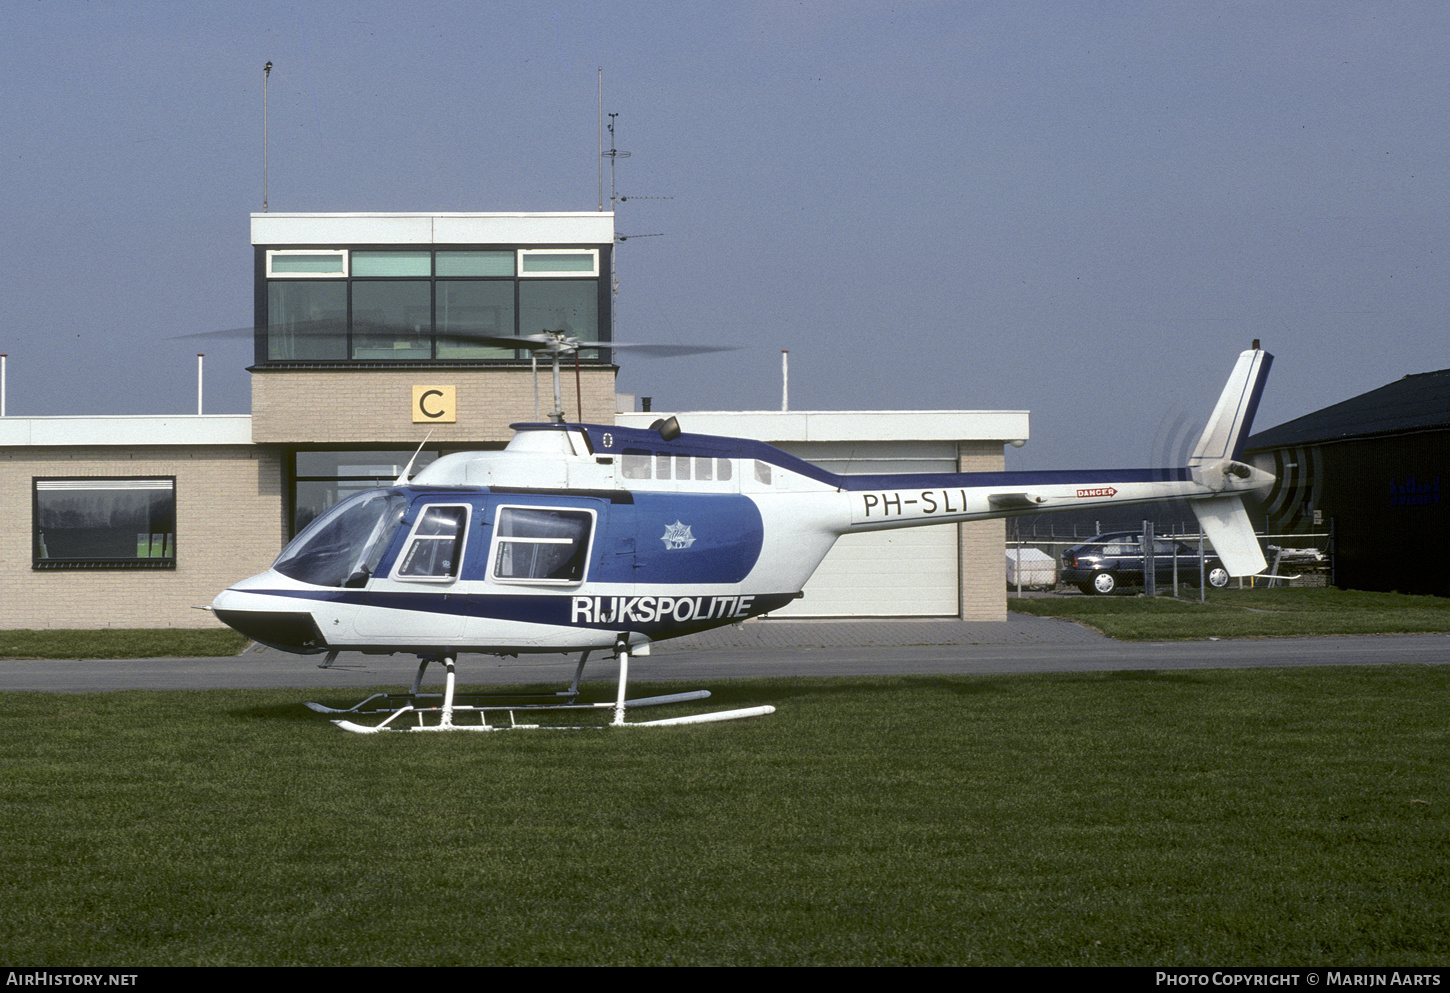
[212,337,1274,732]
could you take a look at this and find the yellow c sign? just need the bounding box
[412,385,456,423]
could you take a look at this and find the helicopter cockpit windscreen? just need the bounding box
[273,489,408,588]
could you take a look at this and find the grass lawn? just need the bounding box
[1009,587,1450,640]
[2,667,1447,966]
[0,629,249,660]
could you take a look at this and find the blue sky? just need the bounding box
[2,1,1446,469]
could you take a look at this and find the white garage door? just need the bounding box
[773,441,960,617]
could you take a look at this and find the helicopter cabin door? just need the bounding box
[352,497,473,639]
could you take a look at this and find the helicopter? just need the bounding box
[211,339,1275,733]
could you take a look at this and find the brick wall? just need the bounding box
[958,441,1007,621]
[0,446,285,629]
[251,367,618,444]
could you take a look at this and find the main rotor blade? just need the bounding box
[166,323,285,341]
[167,319,422,341]
[431,335,739,357]
[433,333,556,351]
[167,324,737,357]
[577,342,738,357]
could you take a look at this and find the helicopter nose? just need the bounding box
[212,579,329,655]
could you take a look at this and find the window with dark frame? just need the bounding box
[291,449,441,536]
[259,247,609,364]
[33,478,177,569]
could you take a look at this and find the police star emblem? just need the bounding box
[661,520,696,550]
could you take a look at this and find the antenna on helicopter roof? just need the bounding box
[395,429,435,485]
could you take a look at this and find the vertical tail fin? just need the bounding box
[1189,346,1273,465]
[1188,344,1273,577]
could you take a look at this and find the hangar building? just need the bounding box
[1,211,1027,630]
[1245,368,1449,597]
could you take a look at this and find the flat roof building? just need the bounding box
[1245,369,1450,596]
[1,211,1032,629]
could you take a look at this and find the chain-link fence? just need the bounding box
[1005,527,1332,598]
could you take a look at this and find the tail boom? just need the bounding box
[846,470,1200,532]
[838,345,1276,578]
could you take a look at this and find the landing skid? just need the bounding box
[303,651,595,716]
[305,641,775,733]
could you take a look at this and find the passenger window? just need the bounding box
[655,453,672,480]
[492,507,594,584]
[676,455,692,480]
[694,456,713,481]
[622,450,651,479]
[717,458,733,481]
[395,504,468,581]
[754,460,772,485]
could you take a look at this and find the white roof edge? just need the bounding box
[252,212,615,247]
[0,415,254,447]
[615,410,1030,443]
[249,212,614,218]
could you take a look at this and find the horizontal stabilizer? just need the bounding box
[1191,496,1266,577]
[1190,348,1273,464]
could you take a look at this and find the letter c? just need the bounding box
[418,389,446,419]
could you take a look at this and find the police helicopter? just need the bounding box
[211,334,1275,733]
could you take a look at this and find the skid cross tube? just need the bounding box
[309,642,774,733]
[306,650,595,716]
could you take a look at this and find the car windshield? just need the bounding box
[273,489,408,587]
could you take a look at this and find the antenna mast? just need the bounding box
[604,113,631,211]
[600,115,672,347]
[598,69,604,212]
[602,114,630,346]
[262,61,272,212]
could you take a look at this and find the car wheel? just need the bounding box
[1089,572,1118,595]
[1207,565,1231,589]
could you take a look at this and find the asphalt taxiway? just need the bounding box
[3,614,1449,694]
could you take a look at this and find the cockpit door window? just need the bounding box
[392,504,469,582]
